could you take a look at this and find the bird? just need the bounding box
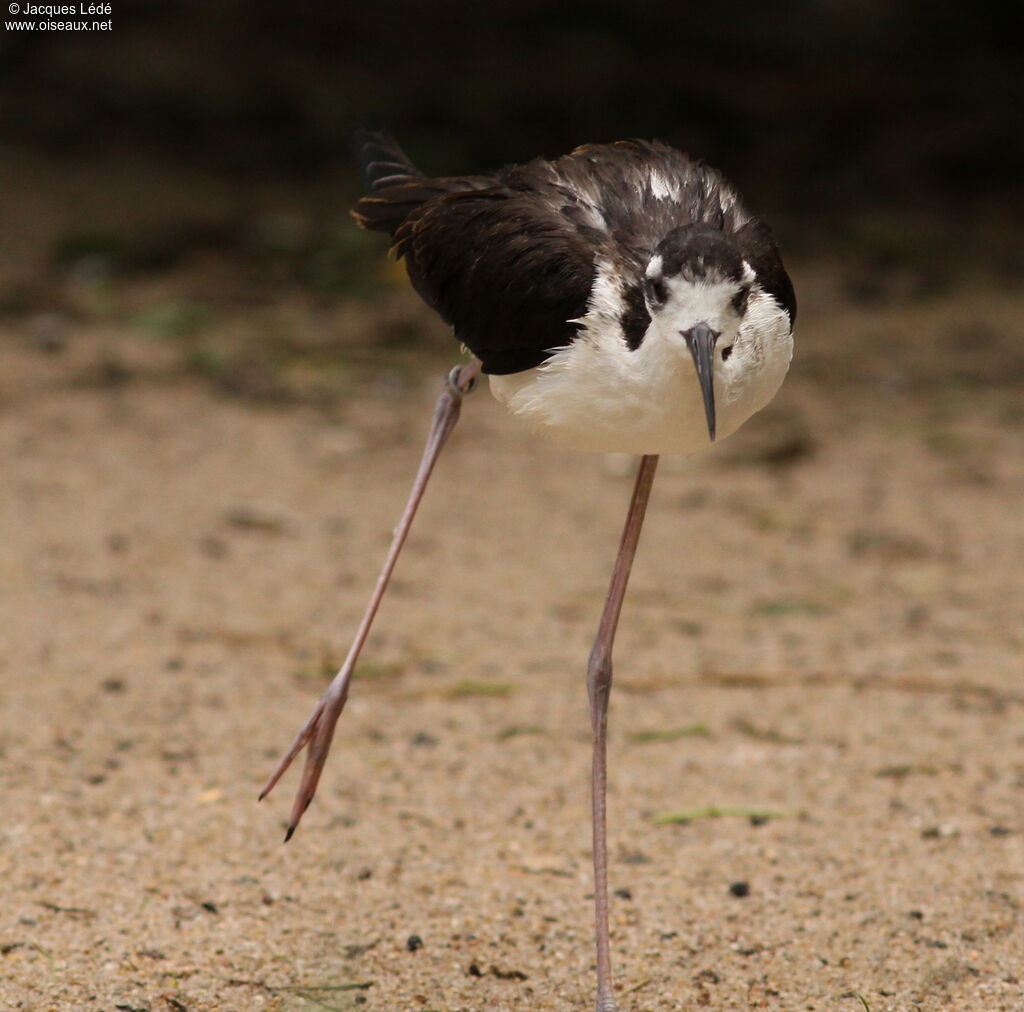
[260,126,796,1012]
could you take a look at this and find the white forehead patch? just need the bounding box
[645,254,663,278]
[662,275,743,325]
[742,260,756,284]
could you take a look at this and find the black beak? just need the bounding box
[682,322,719,441]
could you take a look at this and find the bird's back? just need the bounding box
[350,130,787,376]
[514,141,752,270]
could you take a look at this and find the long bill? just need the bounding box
[682,322,718,441]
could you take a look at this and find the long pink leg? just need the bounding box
[588,453,660,1012]
[259,358,483,840]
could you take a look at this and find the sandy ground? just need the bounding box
[3,265,1024,1012]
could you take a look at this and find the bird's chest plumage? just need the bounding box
[489,288,793,455]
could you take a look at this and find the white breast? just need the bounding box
[489,287,793,455]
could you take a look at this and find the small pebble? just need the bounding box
[199,535,229,559]
[921,824,958,839]
[225,502,294,534]
[620,850,651,865]
[406,934,423,952]
[107,532,129,553]
[729,881,750,898]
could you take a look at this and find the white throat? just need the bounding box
[489,265,793,455]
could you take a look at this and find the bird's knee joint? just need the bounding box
[587,648,613,691]
[446,364,478,397]
[588,640,612,673]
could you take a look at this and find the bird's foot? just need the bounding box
[258,357,481,843]
[258,680,349,840]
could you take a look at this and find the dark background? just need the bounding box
[0,0,1020,371]
[4,2,1019,204]
[6,10,1024,1012]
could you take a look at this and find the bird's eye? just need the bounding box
[645,276,668,304]
[731,286,750,315]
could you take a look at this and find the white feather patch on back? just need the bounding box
[648,169,679,201]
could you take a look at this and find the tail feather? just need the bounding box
[351,183,442,233]
[350,123,498,240]
[350,125,421,192]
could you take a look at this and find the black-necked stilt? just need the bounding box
[261,127,796,1011]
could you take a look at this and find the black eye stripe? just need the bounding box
[731,286,751,314]
[645,276,668,304]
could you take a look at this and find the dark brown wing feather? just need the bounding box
[391,186,597,374]
[350,129,599,374]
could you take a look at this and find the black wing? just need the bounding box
[390,185,597,374]
[351,132,597,374]
[358,182,593,374]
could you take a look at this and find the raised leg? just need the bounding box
[588,453,660,1012]
[259,358,483,840]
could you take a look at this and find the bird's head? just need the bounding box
[643,225,753,441]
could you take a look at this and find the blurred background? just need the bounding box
[0,0,1020,394]
[5,7,1024,1010]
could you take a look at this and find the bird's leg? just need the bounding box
[259,357,483,840]
[587,453,660,1012]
